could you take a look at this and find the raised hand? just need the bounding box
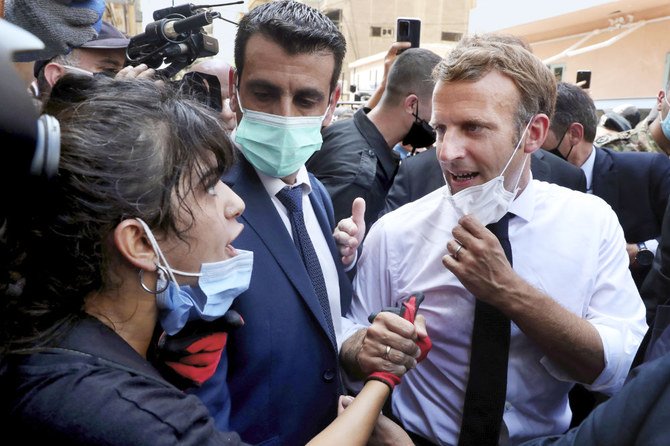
[333,197,366,267]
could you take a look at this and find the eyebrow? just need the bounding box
[245,79,326,101]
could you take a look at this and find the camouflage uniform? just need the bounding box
[594,120,665,154]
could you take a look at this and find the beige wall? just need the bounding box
[531,17,670,109]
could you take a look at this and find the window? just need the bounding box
[441,32,463,42]
[326,9,341,24]
[326,9,342,31]
[370,26,394,37]
[547,63,565,82]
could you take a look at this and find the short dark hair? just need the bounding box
[383,48,442,105]
[234,0,346,92]
[552,82,598,143]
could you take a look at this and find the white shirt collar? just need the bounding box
[508,171,535,224]
[580,146,597,193]
[255,165,313,197]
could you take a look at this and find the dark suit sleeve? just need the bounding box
[380,147,444,219]
[381,157,413,217]
[537,150,587,192]
[648,153,670,232]
[519,353,670,446]
[641,197,670,324]
[307,131,376,225]
[575,171,587,193]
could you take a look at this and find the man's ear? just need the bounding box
[44,62,66,87]
[113,219,156,272]
[403,94,418,115]
[322,83,342,127]
[524,114,550,154]
[567,122,584,146]
[657,89,665,113]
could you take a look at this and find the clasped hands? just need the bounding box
[359,293,432,389]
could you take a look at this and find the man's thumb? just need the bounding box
[352,197,366,226]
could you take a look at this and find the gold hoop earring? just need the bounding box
[139,265,169,294]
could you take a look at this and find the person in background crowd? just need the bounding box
[595,79,670,155]
[32,21,130,101]
[3,0,105,61]
[307,47,442,232]
[543,82,670,292]
[613,103,641,128]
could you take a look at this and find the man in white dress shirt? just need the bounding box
[339,34,647,445]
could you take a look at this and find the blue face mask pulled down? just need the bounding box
[137,219,253,336]
[234,94,329,178]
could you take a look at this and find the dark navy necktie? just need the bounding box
[276,186,336,346]
[458,213,513,446]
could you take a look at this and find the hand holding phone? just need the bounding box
[396,18,421,54]
[576,70,591,89]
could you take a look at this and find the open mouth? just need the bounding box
[451,171,479,183]
[225,224,245,257]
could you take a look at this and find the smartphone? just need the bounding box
[576,70,591,89]
[396,18,421,53]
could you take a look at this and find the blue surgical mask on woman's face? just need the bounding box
[234,92,330,178]
[137,219,253,336]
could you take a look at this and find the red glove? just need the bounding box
[367,292,432,389]
[155,309,244,389]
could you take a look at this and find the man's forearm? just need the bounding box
[503,281,605,384]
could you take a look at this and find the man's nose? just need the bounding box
[437,132,466,162]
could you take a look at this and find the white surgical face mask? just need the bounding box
[137,219,253,335]
[445,117,534,225]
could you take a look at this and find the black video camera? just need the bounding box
[126,2,241,79]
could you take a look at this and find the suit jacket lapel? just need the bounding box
[592,147,620,209]
[308,175,353,316]
[227,158,337,346]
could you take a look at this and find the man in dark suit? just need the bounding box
[191,3,360,444]
[543,82,670,291]
[382,146,586,216]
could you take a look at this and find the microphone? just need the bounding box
[153,2,244,20]
[164,11,220,39]
[128,11,219,48]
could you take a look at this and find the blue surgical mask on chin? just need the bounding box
[660,94,670,140]
[136,219,253,336]
[234,93,329,178]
